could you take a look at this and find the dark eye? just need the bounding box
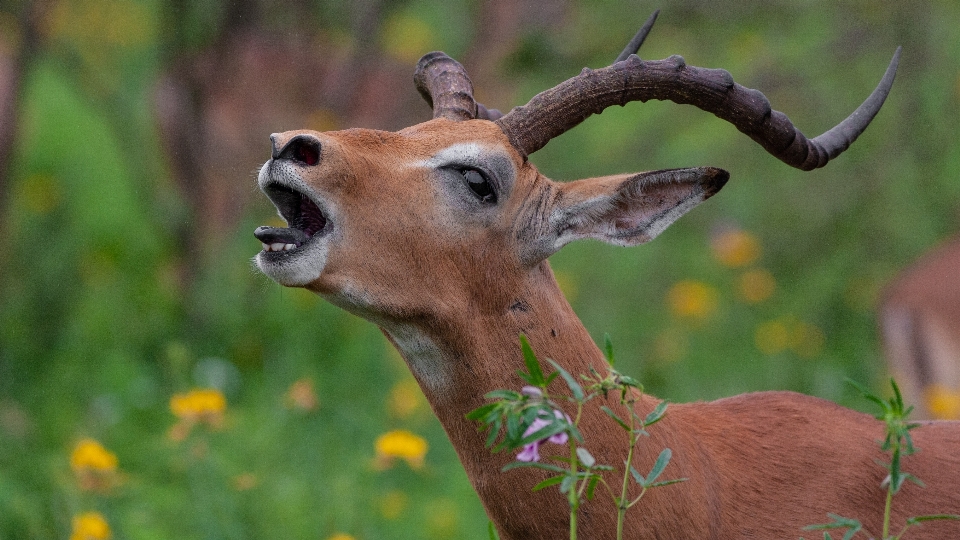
[461,168,497,204]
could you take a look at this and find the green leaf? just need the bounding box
[649,478,687,488]
[488,521,500,540]
[547,359,584,401]
[532,475,565,492]
[803,514,862,540]
[629,465,644,485]
[560,475,576,494]
[519,335,545,387]
[466,402,499,421]
[586,475,600,500]
[485,389,521,401]
[485,420,501,448]
[643,401,668,427]
[603,333,615,365]
[502,461,566,473]
[891,378,905,412]
[907,514,960,524]
[521,406,541,427]
[645,448,672,486]
[601,406,630,431]
[517,420,568,447]
[506,414,522,444]
[846,379,887,414]
[905,472,925,488]
[576,447,596,468]
[844,378,871,396]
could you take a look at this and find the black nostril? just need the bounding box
[276,135,321,166]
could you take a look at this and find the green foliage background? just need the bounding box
[1,0,958,538]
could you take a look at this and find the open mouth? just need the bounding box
[255,183,329,254]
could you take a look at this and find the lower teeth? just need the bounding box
[262,243,298,252]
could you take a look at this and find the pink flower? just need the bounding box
[521,386,542,397]
[516,409,570,462]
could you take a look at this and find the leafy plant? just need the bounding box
[467,334,684,540]
[803,380,960,540]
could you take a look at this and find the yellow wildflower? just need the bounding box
[70,439,117,472]
[925,385,960,420]
[285,378,319,412]
[326,534,356,540]
[168,388,226,440]
[375,430,428,470]
[737,268,776,304]
[170,388,226,419]
[388,379,424,419]
[711,228,761,268]
[667,280,719,321]
[70,512,111,540]
[70,439,117,491]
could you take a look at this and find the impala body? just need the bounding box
[252,16,960,539]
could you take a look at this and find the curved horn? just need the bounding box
[414,52,503,121]
[615,9,659,62]
[414,52,478,121]
[496,47,901,170]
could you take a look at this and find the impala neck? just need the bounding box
[378,260,695,537]
[379,259,661,466]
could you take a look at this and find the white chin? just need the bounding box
[255,243,326,287]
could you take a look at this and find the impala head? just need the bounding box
[255,116,727,319]
[254,14,900,327]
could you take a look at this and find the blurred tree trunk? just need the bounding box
[0,1,39,220]
[155,0,420,288]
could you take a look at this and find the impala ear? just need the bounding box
[527,167,728,262]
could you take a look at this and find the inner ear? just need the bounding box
[550,166,729,251]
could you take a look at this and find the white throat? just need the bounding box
[382,323,452,396]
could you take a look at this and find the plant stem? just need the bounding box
[882,484,893,539]
[616,405,638,540]
[569,439,579,540]
[570,506,577,540]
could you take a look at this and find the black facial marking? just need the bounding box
[509,299,531,312]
